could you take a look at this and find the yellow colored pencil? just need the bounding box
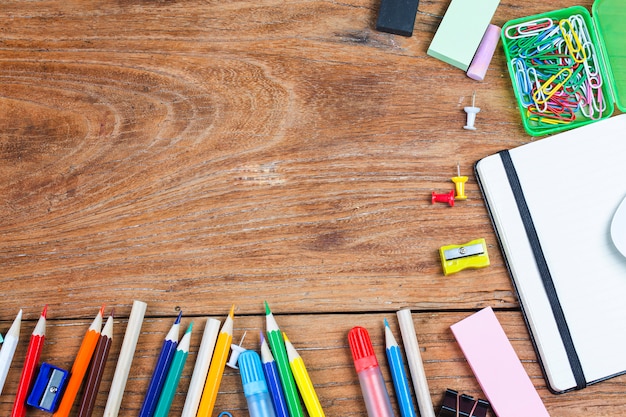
[53,306,105,417]
[283,333,325,417]
[196,305,235,417]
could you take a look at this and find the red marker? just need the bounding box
[11,306,48,417]
[348,326,395,417]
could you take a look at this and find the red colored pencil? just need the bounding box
[11,305,48,417]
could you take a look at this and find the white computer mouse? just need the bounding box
[611,195,626,257]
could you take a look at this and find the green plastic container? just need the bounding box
[501,0,626,136]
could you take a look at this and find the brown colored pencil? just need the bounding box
[77,313,114,417]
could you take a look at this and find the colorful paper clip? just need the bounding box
[439,238,489,276]
[437,389,490,417]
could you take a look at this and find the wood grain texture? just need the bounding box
[1,0,623,415]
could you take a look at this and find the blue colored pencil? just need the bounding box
[153,322,193,417]
[384,318,417,417]
[138,311,183,417]
[260,333,290,417]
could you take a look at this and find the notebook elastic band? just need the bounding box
[499,150,586,390]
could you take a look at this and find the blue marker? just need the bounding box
[384,319,417,417]
[239,350,277,417]
[260,334,289,417]
[139,311,182,417]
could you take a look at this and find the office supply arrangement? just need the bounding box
[476,114,626,393]
[4,0,626,415]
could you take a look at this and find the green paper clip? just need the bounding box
[440,238,490,276]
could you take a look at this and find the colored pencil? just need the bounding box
[384,318,417,417]
[153,322,193,417]
[260,334,289,417]
[264,302,303,417]
[104,300,148,417]
[77,313,114,417]
[396,309,435,417]
[283,333,325,417]
[53,306,105,417]
[196,305,235,417]
[0,310,23,396]
[181,318,221,417]
[139,311,183,417]
[11,306,47,417]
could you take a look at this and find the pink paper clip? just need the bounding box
[432,190,455,207]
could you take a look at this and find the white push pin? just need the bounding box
[226,331,247,369]
[464,91,480,130]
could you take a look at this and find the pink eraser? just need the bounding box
[450,307,549,417]
[466,24,501,81]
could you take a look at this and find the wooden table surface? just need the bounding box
[1,0,623,415]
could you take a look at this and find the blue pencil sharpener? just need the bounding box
[26,362,69,413]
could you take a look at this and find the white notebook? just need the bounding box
[475,114,626,393]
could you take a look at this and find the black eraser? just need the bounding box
[376,0,419,37]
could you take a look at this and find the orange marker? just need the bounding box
[53,306,104,417]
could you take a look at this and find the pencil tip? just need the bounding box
[282,332,289,343]
[229,304,235,318]
[175,310,183,324]
[42,305,48,318]
[264,301,271,315]
[110,308,115,318]
[259,330,265,345]
[384,318,389,328]
[186,322,194,332]
[99,304,106,316]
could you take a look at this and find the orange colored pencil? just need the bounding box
[53,306,104,417]
[11,306,47,417]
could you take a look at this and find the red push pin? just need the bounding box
[432,190,455,207]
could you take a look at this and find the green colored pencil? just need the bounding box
[265,301,304,417]
[153,322,193,417]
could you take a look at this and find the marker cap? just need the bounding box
[348,326,379,373]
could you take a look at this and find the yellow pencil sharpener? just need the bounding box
[440,238,490,276]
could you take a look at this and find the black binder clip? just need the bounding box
[437,389,490,417]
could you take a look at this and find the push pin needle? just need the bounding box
[464,91,480,130]
[451,162,468,200]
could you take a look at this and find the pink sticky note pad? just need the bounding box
[450,307,549,417]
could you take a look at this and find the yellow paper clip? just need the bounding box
[439,238,490,276]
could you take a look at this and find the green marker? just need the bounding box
[154,322,193,417]
[265,301,304,417]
